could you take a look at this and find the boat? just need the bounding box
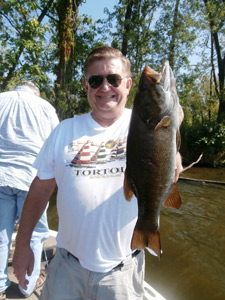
[110,138,127,161]
[70,142,92,167]
[91,142,107,164]
[7,229,167,300]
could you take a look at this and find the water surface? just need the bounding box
[145,167,225,300]
[47,167,225,300]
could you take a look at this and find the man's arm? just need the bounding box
[13,176,56,290]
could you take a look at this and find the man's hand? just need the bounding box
[12,244,34,290]
[175,152,182,182]
[174,105,184,182]
[179,104,184,126]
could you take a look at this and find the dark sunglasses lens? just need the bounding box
[88,75,103,89]
[107,74,122,87]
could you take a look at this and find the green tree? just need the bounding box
[0,0,54,91]
[49,0,105,119]
[201,0,225,124]
[51,0,82,119]
[151,0,198,73]
[104,0,162,106]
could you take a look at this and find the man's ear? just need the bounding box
[83,79,88,93]
[126,77,132,94]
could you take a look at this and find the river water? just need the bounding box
[47,167,225,300]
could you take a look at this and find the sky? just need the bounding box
[79,0,117,20]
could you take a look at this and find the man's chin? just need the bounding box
[98,103,117,111]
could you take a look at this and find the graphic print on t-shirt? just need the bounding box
[67,137,127,168]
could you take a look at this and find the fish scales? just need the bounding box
[124,60,181,258]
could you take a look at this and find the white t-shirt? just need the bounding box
[34,109,138,272]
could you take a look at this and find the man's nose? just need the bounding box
[100,78,111,89]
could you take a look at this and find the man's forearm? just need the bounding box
[13,176,56,287]
[15,176,56,245]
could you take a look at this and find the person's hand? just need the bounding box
[179,104,184,126]
[175,152,182,182]
[174,105,184,182]
[12,244,34,290]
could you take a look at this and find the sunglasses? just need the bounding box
[87,74,125,89]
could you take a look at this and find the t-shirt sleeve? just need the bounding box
[33,130,56,179]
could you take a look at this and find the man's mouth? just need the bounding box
[97,95,116,100]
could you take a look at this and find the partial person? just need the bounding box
[13,47,183,300]
[0,81,59,299]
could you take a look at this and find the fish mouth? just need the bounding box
[144,60,170,85]
[144,60,175,96]
[144,65,161,83]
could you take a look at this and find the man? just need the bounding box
[0,81,59,299]
[13,47,183,299]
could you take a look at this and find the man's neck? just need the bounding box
[91,110,124,128]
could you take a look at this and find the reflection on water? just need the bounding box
[145,168,225,300]
[47,167,225,300]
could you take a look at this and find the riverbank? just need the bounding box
[180,166,225,182]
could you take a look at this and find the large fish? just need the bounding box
[124,60,181,258]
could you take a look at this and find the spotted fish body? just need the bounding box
[124,61,181,258]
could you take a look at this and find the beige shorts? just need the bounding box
[40,247,145,300]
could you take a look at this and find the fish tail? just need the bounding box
[131,229,161,259]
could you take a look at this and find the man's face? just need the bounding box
[83,58,132,123]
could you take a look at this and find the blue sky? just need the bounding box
[79,0,117,20]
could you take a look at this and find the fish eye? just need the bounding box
[139,84,147,92]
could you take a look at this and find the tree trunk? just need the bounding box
[54,0,80,120]
[168,0,180,70]
[203,0,225,124]
[121,0,135,56]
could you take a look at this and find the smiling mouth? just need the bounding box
[98,95,116,100]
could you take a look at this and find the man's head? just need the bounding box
[20,81,40,97]
[84,46,131,78]
[83,46,132,126]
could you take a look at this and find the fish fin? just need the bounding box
[163,183,181,209]
[131,229,161,259]
[155,116,171,130]
[124,170,134,201]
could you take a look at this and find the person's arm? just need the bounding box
[13,176,56,290]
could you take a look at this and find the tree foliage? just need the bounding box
[201,0,225,124]
[0,0,55,91]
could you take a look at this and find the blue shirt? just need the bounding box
[0,85,59,190]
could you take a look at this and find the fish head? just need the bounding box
[134,60,179,128]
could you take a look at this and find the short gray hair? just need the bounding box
[20,81,40,97]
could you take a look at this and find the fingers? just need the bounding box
[12,245,34,290]
[174,168,179,182]
[14,272,29,290]
[27,262,34,276]
[179,105,184,126]
[175,152,182,182]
